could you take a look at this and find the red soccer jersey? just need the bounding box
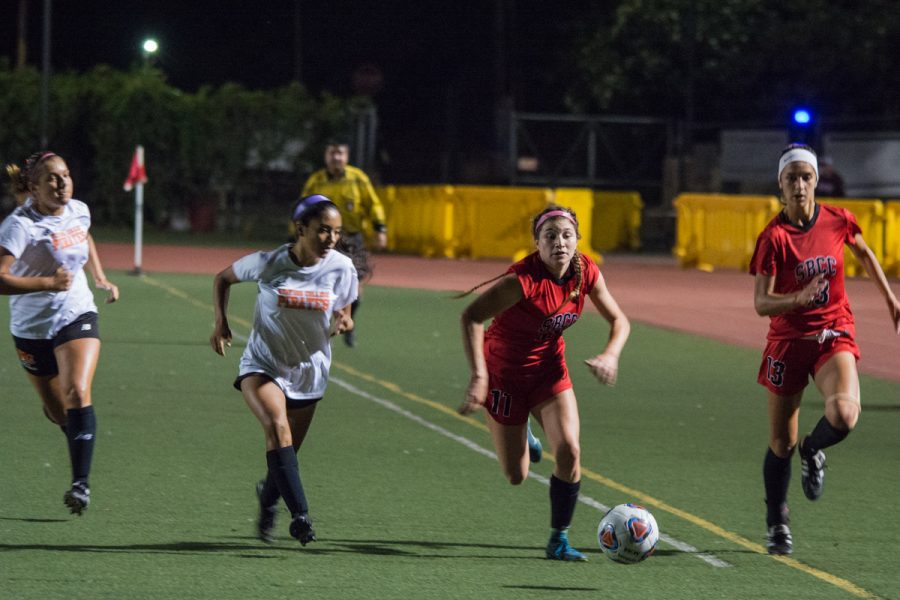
[484,252,600,371]
[749,204,861,340]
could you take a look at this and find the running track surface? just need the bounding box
[97,243,899,383]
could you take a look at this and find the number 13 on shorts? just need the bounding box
[766,355,786,387]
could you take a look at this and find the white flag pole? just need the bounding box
[134,185,144,274]
[132,145,145,275]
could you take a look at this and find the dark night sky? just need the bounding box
[2,1,594,180]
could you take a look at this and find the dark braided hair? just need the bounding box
[455,204,585,316]
[5,151,58,202]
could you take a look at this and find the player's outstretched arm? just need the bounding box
[850,233,900,334]
[584,272,630,386]
[86,234,119,303]
[210,266,238,355]
[458,274,522,414]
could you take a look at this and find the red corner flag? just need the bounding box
[123,146,148,191]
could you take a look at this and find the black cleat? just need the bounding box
[766,524,793,555]
[344,330,356,347]
[800,441,826,501]
[290,514,317,546]
[63,482,90,516]
[256,480,277,543]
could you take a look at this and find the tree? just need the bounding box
[565,0,900,123]
[0,63,368,228]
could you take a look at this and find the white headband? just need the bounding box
[778,149,819,180]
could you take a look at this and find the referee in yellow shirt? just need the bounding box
[301,141,387,347]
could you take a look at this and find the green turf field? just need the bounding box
[2,272,898,599]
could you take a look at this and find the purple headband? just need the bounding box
[292,194,332,221]
[533,210,576,236]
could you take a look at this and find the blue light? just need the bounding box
[793,109,812,125]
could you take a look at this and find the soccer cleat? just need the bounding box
[766,524,793,555]
[63,481,90,516]
[546,530,588,562]
[256,480,277,543]
[344,330,356,348]
[526,420,542,464]
[799,441,827,501]
[290,514,317,546]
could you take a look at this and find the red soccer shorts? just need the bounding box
[757,336,860,396]
[484,361,573,426]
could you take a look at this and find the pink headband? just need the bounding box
[533,210,576,235]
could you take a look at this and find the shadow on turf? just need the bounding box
[504,585,598,592]
[0,538,549,560]
[0,516,68,524]
[861,403,900,412]
[0,540,303,557]
[220,535,613,560]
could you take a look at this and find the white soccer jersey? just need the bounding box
[233,244,358,400]
[0,198,97,339]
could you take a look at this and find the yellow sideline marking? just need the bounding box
[142,275,254,329]
[144,276,882,600]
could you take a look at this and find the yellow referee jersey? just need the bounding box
[301,165,386,234]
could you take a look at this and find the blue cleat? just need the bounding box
[527,420,542,464]
[546,530,588,562]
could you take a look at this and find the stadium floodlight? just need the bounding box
[142,38,159,55]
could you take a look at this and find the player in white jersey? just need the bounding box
[210,194,358,545]
[0,151,119,515]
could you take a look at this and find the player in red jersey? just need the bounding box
[750,143,900,555]
[458,204,631,561]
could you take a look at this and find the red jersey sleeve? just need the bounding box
[841,208,862,246]
[582,255,600,296]
[749,229,777,277]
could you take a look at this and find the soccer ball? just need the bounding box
[597,503,659,564]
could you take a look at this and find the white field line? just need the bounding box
[330,376,730,568]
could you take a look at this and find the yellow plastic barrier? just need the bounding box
[552,188,602,263]
[379,185,457,258]
[591,191,644,252]
[452,186,550,259]
[673,194,781,271]
[378,185,616,262]
[819,199,884,277]
[885,201,900,277]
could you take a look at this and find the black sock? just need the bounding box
[350,299,360,319]
[266,446,309,518]
[763,448,791,527]
[65,406,96,485]
[258,473,280,509]
[259,442,302,508]
[803,416,849,455]
[549,475,580,531]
